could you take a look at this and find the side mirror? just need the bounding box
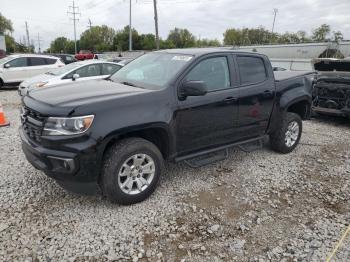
[180,80,207,99]
[4,64,10,69]
[72,73,80,81]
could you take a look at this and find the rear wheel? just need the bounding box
[101,138,163,205]
[270,112,302,154]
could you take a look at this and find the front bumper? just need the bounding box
[19,127,100,195]
[312,106,350,118]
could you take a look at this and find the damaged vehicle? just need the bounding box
[312,58,350,118]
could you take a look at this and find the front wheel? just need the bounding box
[269,112,302,154]
[101,138,163,205]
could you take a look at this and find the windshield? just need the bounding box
[110,52,193,90]
[0,56,14,65]
[46,62,82,76]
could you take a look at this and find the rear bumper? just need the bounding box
[19,127,100,195]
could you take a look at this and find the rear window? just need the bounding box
[29,57,47,66]
[237,56,267,85]
[45,58,57,65]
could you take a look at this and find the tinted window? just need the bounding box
[7,57,28,68]
[66,64,101,78]
[45,58,57,65]
[185,57,231,92]
[102,64,121,75]
[65,56,74,62]
[29,57,47,66]
[237,56,267,85]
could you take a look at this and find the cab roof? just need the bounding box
[155,47,258,57]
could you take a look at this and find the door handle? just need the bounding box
[263,90,273,97]
[224,96,238,102]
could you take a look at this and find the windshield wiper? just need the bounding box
[120,81,144,89]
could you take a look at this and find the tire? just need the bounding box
[101,138,163,205]
[269,112,302,154]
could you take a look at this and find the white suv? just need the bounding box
[0,54,64,88]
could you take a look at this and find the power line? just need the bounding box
[67,0,81,54]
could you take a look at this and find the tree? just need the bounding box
[167,28,196,48]
[312,24,331,42]
[80,25,115,52]
[113,26,141,51]
[333,31,343,42]
[49,37,76,54]
[139,34,156,50]
[197,38,221,47]
[0,13,13,34]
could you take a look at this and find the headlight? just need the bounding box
[30,81,48,88]
[43,115,94,136]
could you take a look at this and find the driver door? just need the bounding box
[175,55,240,155]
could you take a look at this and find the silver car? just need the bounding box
[19,60,122,96]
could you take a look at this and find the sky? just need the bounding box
[1,0,350,51]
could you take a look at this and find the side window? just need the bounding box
[185,57,230,92]
[67,64,101,78]
[29,57,47,66]
[102,64,121,75]
[65,56,74,62]
[45,58,57,65]
[7,57,28,68]
[237,56,267,85]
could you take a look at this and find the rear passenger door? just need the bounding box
[235,55,275,138]
[28,57,52,77]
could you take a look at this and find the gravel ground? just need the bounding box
[0,88,349,261]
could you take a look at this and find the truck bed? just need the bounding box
[274,71,315,81]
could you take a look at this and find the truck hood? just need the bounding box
[24,79,151,115]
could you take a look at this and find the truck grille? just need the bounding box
[21,106,45,143]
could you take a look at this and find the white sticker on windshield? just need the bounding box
[171,55,193,62]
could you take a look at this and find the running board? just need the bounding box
[175,135,267,167]
[184,149,229,168]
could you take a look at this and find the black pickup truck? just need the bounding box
[20,49,314,205]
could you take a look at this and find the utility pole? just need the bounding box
[271,8,278,34]
[25,22,30,49]
[129,0,132,51]
[68,0,81,54]
[88,18,92,29]
[153,0,159,50]
[37,33,43,53]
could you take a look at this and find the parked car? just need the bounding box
[0,54,64,88]
[75,50,95,60]
[51,54,77,64]
[0,49,6,59]
[312,58,350,118]
[19,49,313,205]
[112,57,133,65]
[19,60,122,96]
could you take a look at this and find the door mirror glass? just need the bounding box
[72,73,80,80]
[4,64,10,68]
[180,80,207,99]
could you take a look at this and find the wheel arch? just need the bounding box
[99,124,173,163]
